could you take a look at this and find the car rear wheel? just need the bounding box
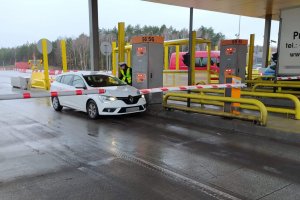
[52,97,63,111]
[87,100,99,119]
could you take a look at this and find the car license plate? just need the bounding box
[126,107,139,112]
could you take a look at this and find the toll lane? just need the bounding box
[0,71,300,200]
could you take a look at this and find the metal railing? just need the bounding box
[163,92,268,126]
[187,89,300,119]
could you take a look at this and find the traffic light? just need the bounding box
[182,52,190,67]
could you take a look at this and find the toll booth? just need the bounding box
[219,39,248,83]
[131,36,164,104]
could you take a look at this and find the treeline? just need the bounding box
[0,25,225,70]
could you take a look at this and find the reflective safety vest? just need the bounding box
[120,67,132,84]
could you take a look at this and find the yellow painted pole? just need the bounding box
[126,43,131,67]
[61,40,67,72]
[248,34,255,81]
[164,45,169,70]
[42,39,50,90]
[207,43,211,84]
[191,31,196,85]
[175,45,180,70]
[118,22,125,64]
[112,42,117,76]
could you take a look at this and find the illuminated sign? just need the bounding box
[225,47,236,55]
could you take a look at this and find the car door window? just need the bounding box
[72,76,85,88]
[61,75,73,86]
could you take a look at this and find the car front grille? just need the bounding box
[117,95,141,104]
[118,105,145,113]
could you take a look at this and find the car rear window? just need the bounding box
[83,75,126,87]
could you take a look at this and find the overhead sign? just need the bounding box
[278,7,300,75]
[100,41,112,56]
[37,39,53,54]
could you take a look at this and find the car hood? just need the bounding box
[97,85,140,97]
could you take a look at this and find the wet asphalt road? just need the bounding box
[0,71,300,200]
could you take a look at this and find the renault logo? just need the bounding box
[128,95,134,103]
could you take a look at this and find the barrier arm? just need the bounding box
[163,92,268,126]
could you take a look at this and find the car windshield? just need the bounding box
[83,74,127,87]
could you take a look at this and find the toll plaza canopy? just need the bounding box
[144,0,300,20]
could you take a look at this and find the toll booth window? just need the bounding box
[61,75,73,85]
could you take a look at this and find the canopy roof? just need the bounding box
[144,0,300,20]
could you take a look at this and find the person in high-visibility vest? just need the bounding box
[119,62,132,85]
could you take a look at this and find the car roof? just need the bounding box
[57,71,112,77]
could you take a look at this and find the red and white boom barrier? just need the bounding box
[277,76,300,81]
[0,83,246,101]
[139,83,246,94]
[0,89,106,100]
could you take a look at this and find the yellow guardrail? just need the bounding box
[188,89,300,119]
[163,92,268,126]
[252,83,300,92]
[246,79,300,85]
[163,70,219,87]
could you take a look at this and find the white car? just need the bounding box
[50,71,146,119]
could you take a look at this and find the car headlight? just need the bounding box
[99,95,117,103]
[141,94,145,99]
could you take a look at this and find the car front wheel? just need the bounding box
[87,100,99,119]
[52,97,63,111]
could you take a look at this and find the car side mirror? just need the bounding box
[74,83,86,89]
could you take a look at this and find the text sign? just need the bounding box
[100,41,112,56]
[278,7,300,75]
[131,36,164,44]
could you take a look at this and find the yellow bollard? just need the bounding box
[42,39,50,90]
[191,31,196,85]
[175,45,180,70]
[164,45,169,70]
[126,43,131,67]
[112,42,117,76]
[248,34,255,81]
[118,22,125,64]
[61,40,68,72]
[207,42,211,84]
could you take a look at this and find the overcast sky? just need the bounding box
[0,0,279,48]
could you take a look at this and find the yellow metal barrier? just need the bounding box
[191,88,300,119]
[163,70,213,86]
[30,71,46,89]
[252,83,300,92]
[163,92,268,126]
[164,38,211,84]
